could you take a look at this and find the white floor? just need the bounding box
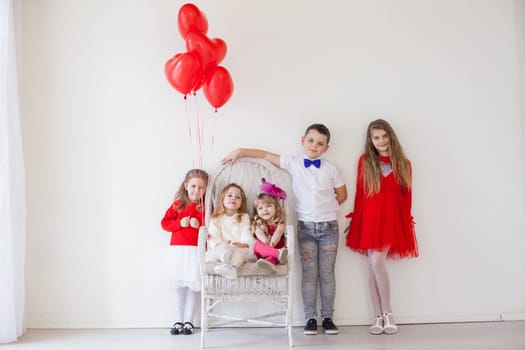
[5,321,525,350]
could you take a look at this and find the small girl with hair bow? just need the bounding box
[251,178,288,273]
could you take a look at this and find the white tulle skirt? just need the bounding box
[165,245,201,292]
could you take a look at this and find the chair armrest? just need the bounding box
[285,224,295,275]
[198,226,208,276]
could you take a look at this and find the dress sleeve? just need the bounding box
[207,217,223,249]
[160,204,181,232]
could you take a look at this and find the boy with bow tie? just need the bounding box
[222,123,347,335]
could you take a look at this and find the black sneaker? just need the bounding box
[170,322,183,335]
[181,321,194,335]
[322,318,339,335]
[303,318,317,335]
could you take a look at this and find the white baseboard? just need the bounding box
[27,313,525,329]
[334,313,525,326]
[500,312,525,321]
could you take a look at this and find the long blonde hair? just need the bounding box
[251,193,286,234]
[211,183,247,224]
[173,169,208,210]
[362,119,411,195]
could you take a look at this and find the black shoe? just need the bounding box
[322,318,339,335]
[181,321,194,335]
[303,318,317,335]
[170,322,183,335]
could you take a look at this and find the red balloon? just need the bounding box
[192,71,204,93]
[164,52,202,95]
[212,38,227,65]
[203,66,233,109]
[186,32,228,72]
[177,3,208,39]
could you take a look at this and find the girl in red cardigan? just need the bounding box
[161,169,208,336]
[346,119,418,335]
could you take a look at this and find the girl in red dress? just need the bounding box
[161,169,208,336]
[346,119,418,335]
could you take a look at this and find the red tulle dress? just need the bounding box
[346,155,418,259]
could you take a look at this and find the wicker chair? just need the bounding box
[198,157,295,348]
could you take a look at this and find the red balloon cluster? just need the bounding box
[165,3,234,110]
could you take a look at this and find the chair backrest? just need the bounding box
[204,157,294,226]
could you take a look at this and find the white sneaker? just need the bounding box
[214,264,237,279]
[256,259,277,273]
[383,313,398,334]
[278,247,288,264]
[369,316,384,335]
[221,251,233,264]
[230,253,243,267]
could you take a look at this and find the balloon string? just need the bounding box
[211,110,218,150]
[185,95,192,142]
[199,196,205,225]
[195,94,203,169]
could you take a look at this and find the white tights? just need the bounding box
[174,287,199,323]
[368,249,392,317]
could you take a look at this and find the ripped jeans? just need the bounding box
[297,220,339,321]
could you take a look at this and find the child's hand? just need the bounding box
[254,228,269,244]
[180,216,190,227]
[232,242,249,248]
[190,217,200,228]
[221,149,241,164]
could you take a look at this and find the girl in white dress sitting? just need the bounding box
[206,183,256,279]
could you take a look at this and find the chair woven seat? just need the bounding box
[204,261,288,276]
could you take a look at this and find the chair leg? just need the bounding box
[288,324,294,347]
[287,296,293,346]
[200,293,206,348]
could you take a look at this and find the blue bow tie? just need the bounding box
[304,158,321,168]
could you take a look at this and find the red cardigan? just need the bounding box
[161,200,205,246]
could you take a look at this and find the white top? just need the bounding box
[280,154,345,222]
[207,213,254,249]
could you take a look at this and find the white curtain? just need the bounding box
[0,0,25,344]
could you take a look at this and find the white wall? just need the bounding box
[20,0,525,328]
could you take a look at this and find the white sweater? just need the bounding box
[207,213,254,250]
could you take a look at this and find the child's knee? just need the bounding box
[301,252,313,260]
[321,244,337,251]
